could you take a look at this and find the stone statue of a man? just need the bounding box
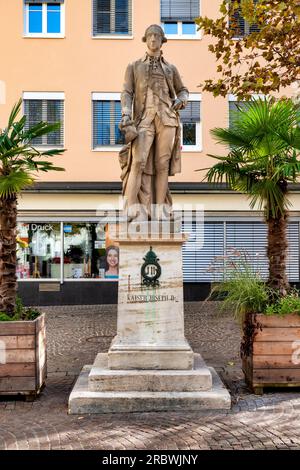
[119,24,189,220]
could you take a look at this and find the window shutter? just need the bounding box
[226,222,269,278]
[24,100,43,146]
[93,0,110,35]
[93,0,132,35]
[229,6,245,37]
[161,0,200,22]
[115,0,131,34]
[229,101,249,127]
[24,0,64,3]
[225,221,299,282]
[46,100,64,146]
[180,101,200,123]
[287,223,299,281]
[24,99,64,146]
[229,1,260,37]
[182,221,224,282]
[93,100,124,147]
[182,220,299,284]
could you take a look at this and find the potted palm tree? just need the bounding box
[205,97,300,394]
[0,99,65,399]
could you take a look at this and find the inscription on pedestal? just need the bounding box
[127,293,177,303]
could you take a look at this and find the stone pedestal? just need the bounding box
[69,227,231,413]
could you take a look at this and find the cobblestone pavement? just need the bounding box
[1,302,300,450]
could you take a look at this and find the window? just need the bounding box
[228,100,250,128]
[93,0,132,37]
[229,0,260,38]
[92,93,125,149]
[179,95,201,151]
[183,221,224,282]
[161,0,200,38]
[17,223,62,279]
[24,1,65,37]
[228,95,265,128]
[63,223,119,279]
[23,92,64,147]
[17,221,119,281]
[226,222,299,281]
[182,220,299,283]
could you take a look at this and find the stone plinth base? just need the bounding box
[89,353,211,392]
[108,348,194,370]
[68,364,231,414]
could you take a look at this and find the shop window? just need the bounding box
[16,222,61,279]
[63,223,119,279]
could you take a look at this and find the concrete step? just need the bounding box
[69,366,231,414]
[89,353,212,392]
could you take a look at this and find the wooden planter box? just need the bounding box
[0,314,46,399]
[242,313,300,394]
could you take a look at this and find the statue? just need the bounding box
[119,24,189,221]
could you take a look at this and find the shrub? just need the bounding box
[209,249,270,324]
[266,291,300,316]
[0,296,41,322]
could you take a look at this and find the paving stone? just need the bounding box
[0,302,300,449]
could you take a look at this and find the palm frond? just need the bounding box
[9,116,27,142]
[0,171,34,198]
[211,127,252,148]
[205,98,300,221]
[6,99,22,131]
[22,122,61,142]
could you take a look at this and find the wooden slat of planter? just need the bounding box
[253,355,300,369]
[255,314,300,327]
[253,342,296,355]
[0,322,35,335]
[255,328,300,342]
[0,335,35,349]
[0,363,35,377]
[37,363,47,391]
[0,377,36,392]
[5,349,35,363]
[35,315,46,389]
[253,368,300,382]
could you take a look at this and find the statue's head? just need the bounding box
[142,24,167,52]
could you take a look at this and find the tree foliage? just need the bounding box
[195,0,300,99]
